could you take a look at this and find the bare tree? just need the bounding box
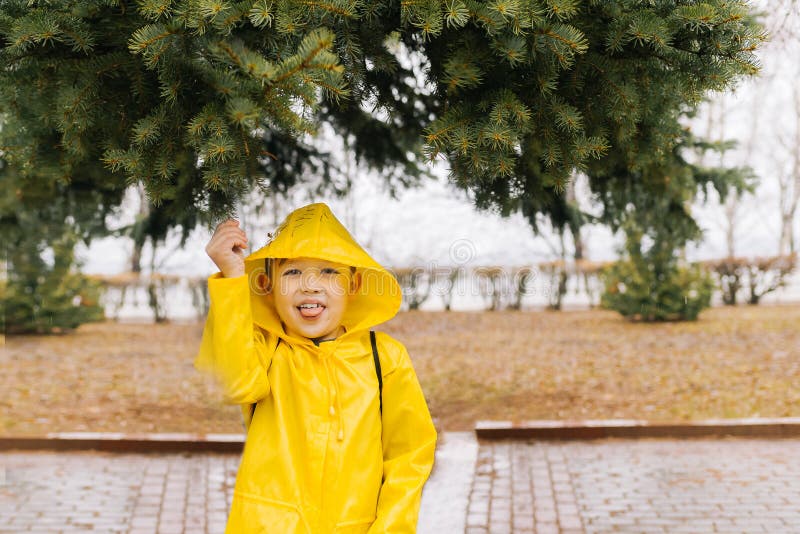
[765,1,800,255]
[777,85,800,255]
[697,1,798,260]
[766,0,799,47]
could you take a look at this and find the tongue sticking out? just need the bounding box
[299,305,324,318]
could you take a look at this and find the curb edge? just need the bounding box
[0,433,245,453]
[4,418,800,452]
[474,417,800,440]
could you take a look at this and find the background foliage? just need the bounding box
[0,0,766,329]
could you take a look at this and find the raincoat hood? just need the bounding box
[244,203,401,343]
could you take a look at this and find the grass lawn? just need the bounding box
[2,304,798,435]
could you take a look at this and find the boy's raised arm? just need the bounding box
[194,219,273,405]
[194,272,274,405]
[368,337,437,533]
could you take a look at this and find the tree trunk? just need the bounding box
[130,241,143,273]
[566,178,585,261]
[780,84,800,255]
[130,184,149,273]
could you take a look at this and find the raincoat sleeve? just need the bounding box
[194,272,274,405]
[368,338,437,533]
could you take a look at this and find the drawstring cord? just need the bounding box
[321,353,345,440]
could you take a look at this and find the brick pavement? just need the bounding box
[466,438,800,534]
[1,436,799,533]
[0,451,238,533]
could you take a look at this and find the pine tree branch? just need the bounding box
[585,60,632,108]
[537,27,582,51]
[270,33,338,86]
[300,1,357,18]
[314,79,347,98]
[215,40,244,68]
[424,118,470,147]
[129,27,178,52]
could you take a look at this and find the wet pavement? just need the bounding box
[466,438,800,534]
[0,450,237,533]
[1,434,799,533]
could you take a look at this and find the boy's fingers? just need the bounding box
[232,233,248,246]
[216,227,248,243]
[224,224,245,235]
[215,218,240,231]
[235,234,248,247]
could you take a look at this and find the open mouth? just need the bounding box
[297,302,325,319]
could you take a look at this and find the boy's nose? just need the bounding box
[300,274,323,292]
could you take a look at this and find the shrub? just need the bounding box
[392,267,432,311]
[703,257,746,305]
[602,260,714,321]
[473,266,505,311]
[538,260,569,311]
[3,232,105,334]
[703,254,797,305]
[743,254,797,305]
[601,219,715,322]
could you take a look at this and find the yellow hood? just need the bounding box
[243,203,401,342]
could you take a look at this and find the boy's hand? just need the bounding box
[206,219,248,278]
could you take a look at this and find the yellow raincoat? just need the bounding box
[195,203,437,533]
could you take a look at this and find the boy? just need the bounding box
[195,202,437,533]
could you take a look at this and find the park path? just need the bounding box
[464,437,800,533]
[1,434,799,533]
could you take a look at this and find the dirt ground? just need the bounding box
[2,304,798,435]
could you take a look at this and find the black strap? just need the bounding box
[370,330,383,415]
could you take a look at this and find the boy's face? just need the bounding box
[268,257,359,342]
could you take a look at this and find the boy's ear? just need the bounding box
[254,272,272,294]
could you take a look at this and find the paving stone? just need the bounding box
[465,438,800,533]
[0,451,237,534]
[3,436,800,533]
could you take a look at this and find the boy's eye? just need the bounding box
[281,266,341,277]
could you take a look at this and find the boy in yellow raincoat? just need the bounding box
[195,202,437,533]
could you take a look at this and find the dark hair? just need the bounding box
[264,257,285,277]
